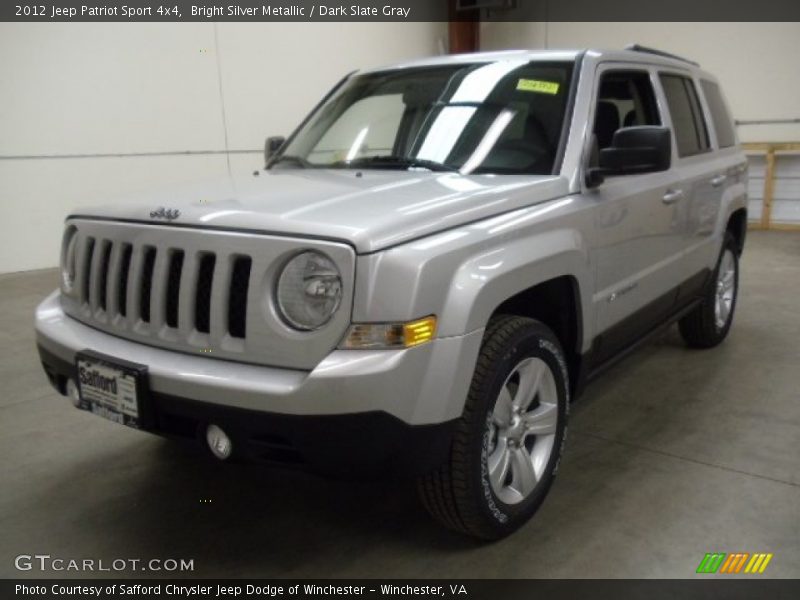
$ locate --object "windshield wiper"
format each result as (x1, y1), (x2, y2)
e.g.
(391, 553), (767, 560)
(268, 154), (313, 169)
(335, 155), (458, 172)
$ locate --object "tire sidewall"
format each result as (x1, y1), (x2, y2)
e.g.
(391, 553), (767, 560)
(470, 322), (569, 535)
(711, 234), (740, 339)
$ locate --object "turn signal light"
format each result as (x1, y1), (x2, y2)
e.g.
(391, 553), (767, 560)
(402, 316), (437, 347)
(340, 316), (437, 349)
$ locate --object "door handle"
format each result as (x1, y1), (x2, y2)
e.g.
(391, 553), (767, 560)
(710, 174), (727, 188)
(662, 189), (684, 205)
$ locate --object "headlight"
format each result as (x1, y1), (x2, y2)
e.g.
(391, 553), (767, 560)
(276, 251), (343, 330)
(60, 225), (78, 292)
(340, 316), (437, 349)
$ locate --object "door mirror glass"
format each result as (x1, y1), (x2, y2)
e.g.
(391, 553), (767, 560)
(587, 126), (671, 186)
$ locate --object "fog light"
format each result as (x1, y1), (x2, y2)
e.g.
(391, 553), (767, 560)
(206, 424), (232, 460)
(66, 379), (81, 408)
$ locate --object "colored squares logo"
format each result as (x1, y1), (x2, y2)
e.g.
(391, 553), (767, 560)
(697, 553), (726, 573)
(697, 552), (773, 574)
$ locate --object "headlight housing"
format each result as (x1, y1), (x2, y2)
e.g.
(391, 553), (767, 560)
(276, 250), (343, 330)
(60, 225), (78, 292)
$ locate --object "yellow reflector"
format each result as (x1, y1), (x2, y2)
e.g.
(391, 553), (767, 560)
(403, 316), (437, 348)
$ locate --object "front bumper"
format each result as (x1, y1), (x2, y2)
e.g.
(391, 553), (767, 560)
(35, 291), (484, 474)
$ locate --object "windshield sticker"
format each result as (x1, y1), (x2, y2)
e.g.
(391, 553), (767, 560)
(516, 79), (560, 94)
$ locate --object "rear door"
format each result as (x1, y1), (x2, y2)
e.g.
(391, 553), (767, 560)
(656, 72), (723, 291)
(688, 77), (747, 272)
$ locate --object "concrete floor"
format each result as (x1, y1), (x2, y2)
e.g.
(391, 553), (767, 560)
(0, 231), (798, 579)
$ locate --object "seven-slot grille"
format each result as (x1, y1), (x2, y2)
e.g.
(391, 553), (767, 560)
(74, 236), (253, 340)
(60, 219), (355, 371)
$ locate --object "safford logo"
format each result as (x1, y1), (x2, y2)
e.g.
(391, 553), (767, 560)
(149, 207), (181, 221)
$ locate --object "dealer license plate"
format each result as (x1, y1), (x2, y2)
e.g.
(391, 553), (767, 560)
(75, 351), (146, 429)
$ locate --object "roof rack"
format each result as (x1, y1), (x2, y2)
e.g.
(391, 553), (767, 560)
(624, 44), (699, 67)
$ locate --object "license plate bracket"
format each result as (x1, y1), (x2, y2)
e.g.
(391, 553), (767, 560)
(75, 350), (150, 429)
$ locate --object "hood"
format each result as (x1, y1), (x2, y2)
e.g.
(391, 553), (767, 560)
(71, 169), (570, 253)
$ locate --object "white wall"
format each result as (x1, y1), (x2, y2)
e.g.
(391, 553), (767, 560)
(481, 22), (800, 142)
(0, 22), (446, 273)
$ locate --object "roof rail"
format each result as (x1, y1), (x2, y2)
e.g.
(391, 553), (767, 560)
(624, 44), (699, 67)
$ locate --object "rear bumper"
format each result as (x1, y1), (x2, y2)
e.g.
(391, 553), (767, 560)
(35, 291), (484, 474)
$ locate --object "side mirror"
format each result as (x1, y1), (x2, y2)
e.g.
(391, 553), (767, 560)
(264, 136), (285, 167)
(587, 126), (671, 187)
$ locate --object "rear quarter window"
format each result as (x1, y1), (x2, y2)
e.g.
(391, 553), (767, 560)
(700, 80), (737, 148)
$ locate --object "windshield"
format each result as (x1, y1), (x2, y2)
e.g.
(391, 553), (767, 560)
(276, 60), (574, 175)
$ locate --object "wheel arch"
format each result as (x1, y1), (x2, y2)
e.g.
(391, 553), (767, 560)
(726, 208), (747, 256)
(489, 275), (583, 396)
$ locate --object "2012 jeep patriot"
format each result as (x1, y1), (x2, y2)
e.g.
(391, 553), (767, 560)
(36, 46), (748, 539)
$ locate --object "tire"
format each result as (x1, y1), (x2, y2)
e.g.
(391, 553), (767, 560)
(417, 315), (569, 540)
(679, 232), (739, 349)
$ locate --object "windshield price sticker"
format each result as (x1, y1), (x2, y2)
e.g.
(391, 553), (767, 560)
(516, 79), (560, 94)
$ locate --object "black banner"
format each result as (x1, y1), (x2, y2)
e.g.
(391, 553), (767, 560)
(4, 579), (800, 600)
(3, 0), (800, 22)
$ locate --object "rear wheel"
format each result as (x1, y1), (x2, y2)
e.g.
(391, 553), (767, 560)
(417, 315), (569, 540)
(679, 232), (739, 348)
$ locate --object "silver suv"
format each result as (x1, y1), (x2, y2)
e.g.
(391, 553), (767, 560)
(36, 46), (748, 539)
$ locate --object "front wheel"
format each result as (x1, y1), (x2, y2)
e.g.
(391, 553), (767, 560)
(417, 316), (569, 540)
(679, 232), (739, 348)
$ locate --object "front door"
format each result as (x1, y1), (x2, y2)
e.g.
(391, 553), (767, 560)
(589, 64), (689, 363)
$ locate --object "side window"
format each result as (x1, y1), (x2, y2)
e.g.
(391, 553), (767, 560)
(700, 80), (736, 148)
(659, 74), (711, 157)
(593, 70), (660, 152)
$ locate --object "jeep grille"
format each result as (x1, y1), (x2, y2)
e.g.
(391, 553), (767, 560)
(59, 219), (355, 370)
